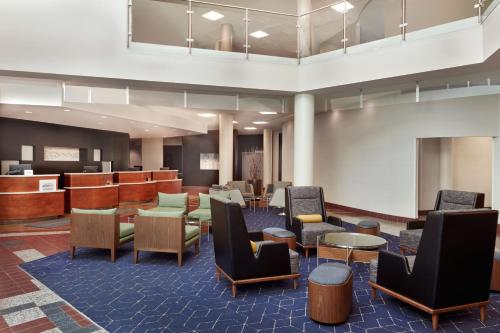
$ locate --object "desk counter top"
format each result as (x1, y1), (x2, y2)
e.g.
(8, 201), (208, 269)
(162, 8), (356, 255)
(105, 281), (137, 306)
(0, 189), (65, 195)
(0, 174), (60, 178)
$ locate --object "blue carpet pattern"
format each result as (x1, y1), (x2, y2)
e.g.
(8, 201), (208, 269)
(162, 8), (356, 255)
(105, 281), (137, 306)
(22, 208), (500, 333)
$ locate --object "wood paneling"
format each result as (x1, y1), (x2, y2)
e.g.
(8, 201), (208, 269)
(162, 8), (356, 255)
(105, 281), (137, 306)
(114, 171), (151, 183)
(64, 173), (113, 187)
(308, 273), (352, 324)
(65, 186), (119, 212)
(325, 202), (412, 223)
(0, 191), (64, 220)
(0, 175), (59, 192)
(119, 182), (157, 202)
(152, 170), (178, 180)
(156, 179), (182, 194)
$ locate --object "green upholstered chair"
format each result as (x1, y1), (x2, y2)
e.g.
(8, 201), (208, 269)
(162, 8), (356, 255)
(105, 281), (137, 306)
(134, 209), (200, 266)
(69, 208), (134, 262)
(149, 192), (188, 215)
(187, 193), (212, 221)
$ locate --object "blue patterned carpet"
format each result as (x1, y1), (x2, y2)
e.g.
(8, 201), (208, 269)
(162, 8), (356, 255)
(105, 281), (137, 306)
(22, 208), (500, 333)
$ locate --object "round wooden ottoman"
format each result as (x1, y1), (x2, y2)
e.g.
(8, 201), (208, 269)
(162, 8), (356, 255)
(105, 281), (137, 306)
(491, 251), (500, 291)
(308, 262), (353, 324)
(356, 220), (380, 236)
(262, 227), (296, 250)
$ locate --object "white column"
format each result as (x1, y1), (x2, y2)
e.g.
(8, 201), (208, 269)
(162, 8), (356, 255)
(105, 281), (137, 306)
(263, 129), (273, 188)
(141, 138), (163, 171)
(217, 23), (233, 51)
(219, 113), (234, 185)
(439, 138), (454, 190)
(293, 93), (315, 186)
(272, 131), (280, 182)
(297, 0), (318, 56)
(282, 120), (294, 182)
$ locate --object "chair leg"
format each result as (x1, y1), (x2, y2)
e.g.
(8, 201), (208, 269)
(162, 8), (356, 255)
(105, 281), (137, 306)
(480, 305), (486, 322)
(111, 248), (116, 262)
(215, 266), (221, 281)
(293, 279), (298, 289)
(399, 247), (405, 255)
(431, 313), (439, 331)
(69, 246), (75, 259)
(304, 248), (309, 258)
(133, 250), (139, 264)
(195, 240), (200, 255)
(231, 283), (237, 297)
(177, 253), (183, 267)
(370, 286), (377, 300)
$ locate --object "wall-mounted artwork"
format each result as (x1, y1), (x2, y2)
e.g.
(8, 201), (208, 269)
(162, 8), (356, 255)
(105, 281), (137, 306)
(200, 153), (219, 170)
(242, 150), (263, 180)
(44, 146), (79, 162)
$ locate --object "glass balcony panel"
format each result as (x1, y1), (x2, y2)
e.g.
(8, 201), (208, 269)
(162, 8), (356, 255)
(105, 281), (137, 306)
(247, 11), (297, 58)
(347, 0), (402, 48)
(483, 0), (499, 20)
(406, 0), (476, 33)
(308, 6), (344, 56)
(192, 3), (245, 53)
(132, 0), (187, 47)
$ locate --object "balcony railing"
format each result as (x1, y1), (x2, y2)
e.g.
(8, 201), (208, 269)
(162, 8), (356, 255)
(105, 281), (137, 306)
(129, 0), (487, 63)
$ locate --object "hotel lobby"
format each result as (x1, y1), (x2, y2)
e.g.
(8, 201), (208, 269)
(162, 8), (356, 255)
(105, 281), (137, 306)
(1, 0), (500, 332)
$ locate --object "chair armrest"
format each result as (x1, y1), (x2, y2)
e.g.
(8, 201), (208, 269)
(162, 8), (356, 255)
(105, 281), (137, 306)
(327, 215), (343, 228)
(289, 217), (303, 243)
(406, 219), (425, 230)
(376, 250), (412, 290)
(248, 231), (264, 241)
(255, 242), (292, 275)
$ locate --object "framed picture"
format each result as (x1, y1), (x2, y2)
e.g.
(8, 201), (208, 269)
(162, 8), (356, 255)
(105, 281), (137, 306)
(200, 153), (219, 170)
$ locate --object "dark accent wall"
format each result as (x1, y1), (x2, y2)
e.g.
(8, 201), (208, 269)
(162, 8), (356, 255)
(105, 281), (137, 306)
(129, 139), (142, 168)
(163, 145), (183, 172)
(181, 131), (219, 186)
(0, 117), (130, 179)
(236, 134), (263, 180)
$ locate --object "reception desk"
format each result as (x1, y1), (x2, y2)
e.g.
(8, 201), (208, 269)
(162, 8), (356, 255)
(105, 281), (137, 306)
(118, 181), (157, 203)
(113, 171), (151, 184)
(64, 173), (118, 212)
(152, 170), (178, 180)
(0, 175), (64, 220)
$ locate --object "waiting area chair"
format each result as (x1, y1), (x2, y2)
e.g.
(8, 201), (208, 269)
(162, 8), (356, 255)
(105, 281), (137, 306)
(210, 197), (300, 297)
(69, 208), (134, 262)
(227, 180), (255, 201)
(400, 190), (484, 253)
(370, 209), (498, 330)
(187, 193), (211, 222)
(285, 186), (344, 257)
(134, 209), (200, 266)
(149, 192), (188, 215)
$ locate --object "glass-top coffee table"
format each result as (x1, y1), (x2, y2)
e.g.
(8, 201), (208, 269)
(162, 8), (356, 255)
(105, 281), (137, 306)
(317, 232), (388, 265)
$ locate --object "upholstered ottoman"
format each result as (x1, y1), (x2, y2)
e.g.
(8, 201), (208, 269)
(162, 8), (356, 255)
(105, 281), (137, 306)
(308, 263), (352, 324)
(263, 227), (296, 250)
(492, 251), (500, 291)
(356, 220), (380, 236)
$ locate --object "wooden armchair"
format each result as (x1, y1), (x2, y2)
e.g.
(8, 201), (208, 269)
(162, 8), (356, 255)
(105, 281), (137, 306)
(134, 214), (200, 266)
(69, 211), (134, 262)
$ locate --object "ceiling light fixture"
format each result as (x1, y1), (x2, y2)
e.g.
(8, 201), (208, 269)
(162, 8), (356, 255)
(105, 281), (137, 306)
(233, 120), (238, 124)
(252, 121), (268, 125)
(198, 113), (217, 118)
(250, 30), (269, 39)
(63, 109), (71, 112)
(100, 115), (107, 119)
(202, 10), (224, 21)
(244, 126), (257, 130)
(331, 1), (354, 13)
(259, 111), (277, 115)
(145, 129), (150, 132)
(24, 111), (32, 114)
(154, 125), (159, 128)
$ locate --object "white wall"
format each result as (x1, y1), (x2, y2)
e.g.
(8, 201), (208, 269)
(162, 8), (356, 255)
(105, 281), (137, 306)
(313, 95), (500, 218)
(418, 138), (442, 210)
(141, 138), (163, 171)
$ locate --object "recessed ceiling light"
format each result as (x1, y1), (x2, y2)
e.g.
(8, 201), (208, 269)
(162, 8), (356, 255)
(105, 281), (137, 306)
(331, 1), (354, 13)
(244, 126), (257, 130)
(145, 129), (150, 132)
(198, 113), (217, 118)
(259, 111), (277, 115)
(154, 125), (159, 128)
(100, 115), (107, 119)
(63, 109), (71, 112)
(24, 111), (33, 114)
(250, 30), (269, 39)
(233, 120), (238, 124)
(202, 11), (224, 21)
(252, 121), (268, 124)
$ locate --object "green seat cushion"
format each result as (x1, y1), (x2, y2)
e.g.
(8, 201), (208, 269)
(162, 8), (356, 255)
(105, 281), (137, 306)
(71, 208), (117, 215)
(185, 225), (200, 241)
(149, 206), (186, 214)
(138, 208), (183, 218)
(119, 223), (135, 238)
(158, 192), (187, 209)
(187, 208), (211, 220)
(199, 193), (211, 209)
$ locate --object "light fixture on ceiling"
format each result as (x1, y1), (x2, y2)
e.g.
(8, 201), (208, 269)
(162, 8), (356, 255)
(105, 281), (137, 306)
(331, 1), (354, 13)
(198, 113), (217, 118)
(259, 111), (277, 115)
(202, 10), (224, 21)
(24, 111), (33, 114)
(252, 121), (268, 124)
(244, 126), (257, 130)
(154, 125), (159, 128)
(63, 109), (71, 112)
(250, 30), (269, 39)
(145, 129), (150, 132)
(100, 115), (107, 119)
(233, 120), (238, 124)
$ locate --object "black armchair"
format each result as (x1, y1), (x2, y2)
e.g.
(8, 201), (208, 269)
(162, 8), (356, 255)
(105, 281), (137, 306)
(285, 186), (345, 257)
(371, 209), (498, 330)
(210, 198), (300, 297)
(400, 190), (485, 253)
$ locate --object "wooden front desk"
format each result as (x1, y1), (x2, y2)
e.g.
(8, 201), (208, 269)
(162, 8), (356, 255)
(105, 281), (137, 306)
(113, 171), (152, 184)
(156, 179), (182, 194)
(64, 185), (119, 212)
(64, 173), (113, 187)
(0, 190), (65, 220)
(118, 181), (157, 203)
(152, 170), (178, 181)
(0, 174), (59, 192)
